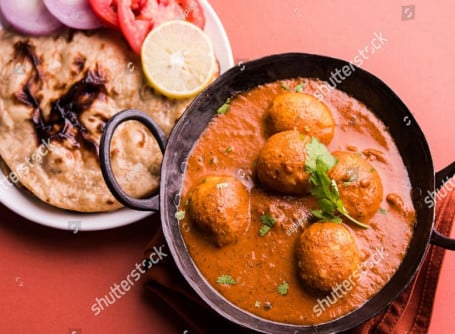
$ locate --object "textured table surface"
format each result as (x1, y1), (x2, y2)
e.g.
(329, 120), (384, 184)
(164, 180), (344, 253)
(0, 1), (454, 333)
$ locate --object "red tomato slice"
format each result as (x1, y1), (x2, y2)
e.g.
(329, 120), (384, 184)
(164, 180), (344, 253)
(89, 0), (120, 28)
(117, 0), (205, 54)
(175, 0), (205, 29)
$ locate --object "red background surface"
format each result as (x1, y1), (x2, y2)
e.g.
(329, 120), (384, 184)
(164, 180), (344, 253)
(1, 1), (454, 333)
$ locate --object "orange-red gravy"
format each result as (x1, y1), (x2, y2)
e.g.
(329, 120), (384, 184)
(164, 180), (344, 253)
(179, 78), (415, 325)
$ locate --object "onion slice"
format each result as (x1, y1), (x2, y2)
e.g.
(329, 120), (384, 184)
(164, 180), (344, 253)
(0, 0), (63, 36)
(43, 0), (103, 30)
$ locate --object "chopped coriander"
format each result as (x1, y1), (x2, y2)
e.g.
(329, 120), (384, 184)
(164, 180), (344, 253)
(217, 98), (231, 114)
(259, 213), (276, 236)
(277, 282), (289, 295)
(175, 210), (186, 221)
(370, 168), (376, 173)
(225, 146), (233, 153)
(305, 138), (369, 229)
(254, 301), (261, 308)
(216, 182), (229, 189)
(201, 177), (208, 183)
(305, 137), (337, 172)
(294, 83), (305, 92)
(379, 208), (387, 215)
(281, 83), (290, 91)
(216, 274), (236, 285)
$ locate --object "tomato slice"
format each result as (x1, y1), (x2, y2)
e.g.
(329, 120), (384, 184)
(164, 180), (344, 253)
(89, 0), (120, 28)
(117, 0), (206, 54)
(175, 0), (205, 29)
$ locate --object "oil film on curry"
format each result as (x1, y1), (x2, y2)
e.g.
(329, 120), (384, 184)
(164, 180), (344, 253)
(177, 77), (416, 325)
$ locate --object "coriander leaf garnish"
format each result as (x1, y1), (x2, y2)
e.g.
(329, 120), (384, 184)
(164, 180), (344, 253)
(294, 83), (305, 92)
(277, 282), (289, 295)
(281, 83), (290, 91)
(217, 98), (231, 114)
(225, 146), (233, 153)
(216, 274), (236, 285)
(175, 210), (185, 221)
(305, 138), (369, 229)
(305, 137), (337, 172)
(216, 182), (229, 189)
(378, 208), (387, 215)
(259, 213), (276, 236)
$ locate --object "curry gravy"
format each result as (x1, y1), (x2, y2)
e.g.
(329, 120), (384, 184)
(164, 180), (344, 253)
(179, 78), (415, 325)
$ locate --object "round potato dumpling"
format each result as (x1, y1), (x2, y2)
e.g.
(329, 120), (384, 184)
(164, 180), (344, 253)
(296, 222), (360, 292)
(329, 151), (383, 221)
(268, 92), (335, 144)
(256, 130), (310, 195)
(189, 176), (250, 247)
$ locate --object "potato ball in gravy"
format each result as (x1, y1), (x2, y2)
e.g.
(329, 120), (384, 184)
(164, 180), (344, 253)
(189, 176), (250, 247)
(268, 92), (335, 144)
(256, 130), (311, 195)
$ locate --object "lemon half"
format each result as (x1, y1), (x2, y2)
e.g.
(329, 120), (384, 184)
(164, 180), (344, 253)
(141, 20), (217, 99)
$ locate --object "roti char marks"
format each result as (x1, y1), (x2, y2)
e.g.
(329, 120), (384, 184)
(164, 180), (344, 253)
(30, 69), (107, 155)
(14, 40), (107, 156)
(180, 78), (415, 325)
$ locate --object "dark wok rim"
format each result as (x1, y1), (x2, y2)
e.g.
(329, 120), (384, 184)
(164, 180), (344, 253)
(100, 53), (455, 334)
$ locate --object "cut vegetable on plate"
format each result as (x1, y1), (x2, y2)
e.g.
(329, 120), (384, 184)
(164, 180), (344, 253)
(0, 0), (63, 35)
(89, 0), (120, 28)
(43, 0), (103, 30)
(174, 0), (205, 28)
(141, 20), (218, 99)
(117, 0), (206, 54)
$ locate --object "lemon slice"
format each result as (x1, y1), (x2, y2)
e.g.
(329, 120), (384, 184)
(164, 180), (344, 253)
(141, 20), (217, 99)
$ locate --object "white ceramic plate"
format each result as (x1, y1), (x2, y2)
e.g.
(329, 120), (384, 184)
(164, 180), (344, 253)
(0, 0), (234, 231)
